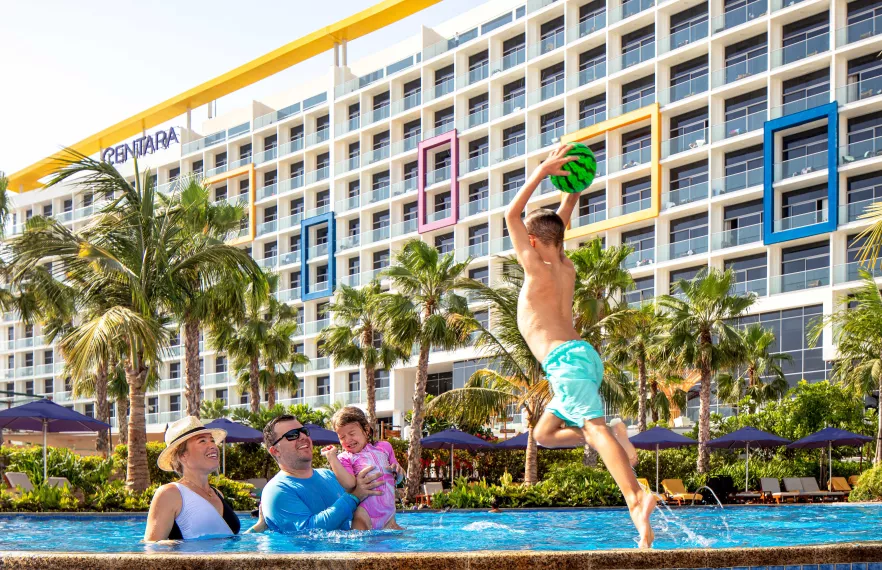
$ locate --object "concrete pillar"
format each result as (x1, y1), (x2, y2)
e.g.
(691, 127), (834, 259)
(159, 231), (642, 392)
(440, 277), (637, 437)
(333, 42), (339, 67)
(342, 40), (348, 66)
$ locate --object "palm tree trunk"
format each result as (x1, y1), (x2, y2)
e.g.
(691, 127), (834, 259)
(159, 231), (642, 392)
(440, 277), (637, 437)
(267, 370), (277, 409)
(94, 360), (110, 457)
(124, 359), (150, 492)
(875, 376), (882, 465)
(249, 356), (260, 414)
(697, 366), (712, 473)
(637, 355), (648, 432)
(650, 381), (659, 424)
(404, 343), (431, 503)
(364, 328), (377, 430)
(183, 319), (202, 417)
(525, 418), (539, 485)
(117, 395), (129, 445)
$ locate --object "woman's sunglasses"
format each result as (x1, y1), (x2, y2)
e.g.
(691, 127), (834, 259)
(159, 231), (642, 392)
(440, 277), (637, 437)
(271, 426), (310, 447)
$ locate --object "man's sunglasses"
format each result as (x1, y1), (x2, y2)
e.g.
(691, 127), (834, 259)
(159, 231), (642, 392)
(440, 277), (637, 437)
(271, 427), (310, 447)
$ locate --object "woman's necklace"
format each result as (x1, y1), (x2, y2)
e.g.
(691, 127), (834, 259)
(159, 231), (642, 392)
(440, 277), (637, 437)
(181, 479), (216, 504)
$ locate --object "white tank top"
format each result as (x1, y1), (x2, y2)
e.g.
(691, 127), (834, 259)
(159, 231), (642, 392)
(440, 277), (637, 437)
(172, 482), (235, 539)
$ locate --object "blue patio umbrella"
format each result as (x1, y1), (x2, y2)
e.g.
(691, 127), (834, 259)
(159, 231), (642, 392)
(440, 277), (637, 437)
(495, 431), (578, 450)
(204, 418), (263, 475)
(629, 427), (697, 493)
(0, 399), (111, 482)
(787, 427), (873, 484)
(421, 429), (494, 484)
(708, 427), (791, 492)
(303, 423), (340, 446)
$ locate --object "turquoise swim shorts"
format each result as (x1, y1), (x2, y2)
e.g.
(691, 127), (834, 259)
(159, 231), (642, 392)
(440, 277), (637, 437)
(543, 340), (605, 428)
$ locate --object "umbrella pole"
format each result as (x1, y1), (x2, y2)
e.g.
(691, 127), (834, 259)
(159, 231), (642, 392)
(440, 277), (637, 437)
(223, 443), (226, 475)
(43, 419), (48, 484)
(655, 445), (660, 494)
(828, 441), (832, 489)
(450, 445), (454, 486)
(745, 443), (749, 492)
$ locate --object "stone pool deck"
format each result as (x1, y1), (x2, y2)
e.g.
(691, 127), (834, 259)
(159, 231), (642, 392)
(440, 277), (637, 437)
(2, 542), (882, 570)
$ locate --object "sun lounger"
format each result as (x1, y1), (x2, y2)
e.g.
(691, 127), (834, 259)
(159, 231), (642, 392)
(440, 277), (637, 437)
(733, 490), (763, 503)
(760, 478), (800, 504)
(783, 477), (828, 501)
(848, 475), (860, 487)
(415, 482), (445, 506)
(661, 479), (703, 505)
(47, 477), (71, 489)
(636, 478), (665, 503)
(829, 477), (852, 493)
(4, 472), (34, 493)
(800, 477), (846, 502)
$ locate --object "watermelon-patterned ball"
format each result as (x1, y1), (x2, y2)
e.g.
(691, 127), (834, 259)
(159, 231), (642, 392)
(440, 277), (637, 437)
(550, 143), (597, 194)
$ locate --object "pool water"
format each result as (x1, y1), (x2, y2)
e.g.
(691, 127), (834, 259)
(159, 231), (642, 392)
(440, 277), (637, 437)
(1, 504), (880, 554)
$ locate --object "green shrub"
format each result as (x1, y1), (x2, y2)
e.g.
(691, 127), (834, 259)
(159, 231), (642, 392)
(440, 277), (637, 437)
(3, 484), (81, 512)
(849, 464), (882, 502)
(209, 475), (257, 511)
(87, 480), (157, 512)
(3, 447), (114, 493)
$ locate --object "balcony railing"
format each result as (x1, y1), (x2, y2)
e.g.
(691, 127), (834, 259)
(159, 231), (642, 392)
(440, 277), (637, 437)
(528, 79), (566, 106)
(608, 146), (651, 173)
(568, 61), (606, 91)
(335, 116), (361, 137)
(837, 16), (882, 46)
(711, 166), (764, 196)
(770, 267), (829, 294)
(302, 319), (330, 335)
(490, 94), (526, 121)
(258, 220), (278, 236)
(458, 108), (489, 132)
(712, 53), (767, 88)
(159, 378), (182, 392)
(427, 208), (451, 223)
(426, 165), (451, 186)
(770, 92), (829, 119)
(280, 138), (304, 156)
(305, 204), (330, 218)
(529, 30), (566, 59)
(774, 208), (828, 232)
(391, 219), (419, 237)
(428, 78), (455, 101)
(390, 92), (422, 115)
(711, 223), (763, 249)
(256, 146), (278, 164)
(566, 13), (607, 42)
(836, 76), (882, 105)
(609, 0), (655, 24)
(338, 234), (360, 251)
(258, 183), (278, 200)
(608, 196), (652, 219)
(609, 93), (655, 118)
(527, 126), (566, 153)
(833, 259), (882, 284)
(336, 196), (360, 213)
(624, 247), (655, 269)
(276, 287), (300, 302)
(773, 151), (827, 181)
(662, 129), (708, 158)
(489, 236), (514, 255)
(839, 136), (882, 165)
(363, 185), (390, 206)
(658, 75), (709, 106)
(457, 64), (489, 89)
(257, 256), (278, 269)
(365, 226), (391, 244)
(713, 110), (767, 142)
(365, 145), (391, 165)
(491, 46), (526, 74)
(771, 33), (829, 68)
(711, 0), (767, 34)
(335, 156), (360, 175)
(490, 140), (527, 164)
(279, 176), (304, 194)
(609, 43), (655, 74)
(462, 153), (489, 173)
(662, 182), (709, 209)
(254, 104), (300, 130)
(204, 372), (229, 386)
(464, 198), (489, 217)
(730, 277), (768, 297)
(279, 213), (304, 230)
(658, 236), (709, 261)
(391, 178), (418, 198)
(839, 198), (880, 224)
(572, 209), (607, 229)
(658, 21), (709, 54)
(305, 166), (330, 186)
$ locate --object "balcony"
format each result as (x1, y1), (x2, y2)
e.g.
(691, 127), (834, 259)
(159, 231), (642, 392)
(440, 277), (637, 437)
(568, 61), (606, 92)
(491, 46), (527, 74)
(181, 129), (227, 155)
(423, 122), (454, 141)
(770, 92), (829, 119)
(608, 146), (651, 174)
(566, 13), (607, 42)
(338, 233), (360, 251)
(313, 357), (331, 371)
(391, 178), (418, 198)
(528, 78), (566, 106)
(159, 378), (182, 392)
(305, 128), (330, 148)
(307, 243), (329, 258)
(711, 167), (764, 196)
(364, 226), (391, 244)
(464, 198), (488, 217)
(426, 165), (451, 186)
(279, 176), (304, 194)
(391, 219), (418, 237)
(335, 196), (360, 212)
(711, 0), (767, 34)
(608, 196), (652, 218)
(258, 183), (278, 200)
(771, 34), (829, 68)
(54, 391), (71, 403)
(609, 93), (655, 118)
(839, 136), (882, 165)
(658, 22), (709, 54)
(306, 204), (331, 219)
(774, 208), (828, 232)
(833, 259), (882, 284)
(159, 411), (183, 424)
(490, 94), (526, 121)
(528, 30), (566, 59)
(254, 104), (300, 130)
(658, 236), (709, 261)
(280, 138), (304, 156)
(836, 17), (882, 47)
(278, 394), (331, 408)
(204, 372), (229, 386)
(369, 105), (391, 124)
(390, 92), (422, 115)
(166, 345), (183, 358)
(303, 319), (330, 335)
(206, 163), (227, 178)
(711, 223), (763, 249)
(836, 76), (882, 105)
(457, 64), (489, 89)
(304, 166), (330, 186)
(391, 135), (421, 156)
(490, 140), (527, 164)
(624, 247), (655, 269)
(258, 220), (278, 236)
(34, 363), (54, 376)
(770, 267), (829, 294)
(279, 212), (304, 230)
(427, 208), (451, 223)
(609, 43), (656, 74)
(276, 287), (300, 302)
(335, 116), (361, 137)
(256, 146), (278, 165)
(712, 54), (767, 88)
(455, 241), (489, 261)
(658, 75), (709, 106)
(257, 256), (278, 269)
(662, 182), (709, 209)
(335, 156), (360, 175)
(572, 209), (607, 229)
(458, 108), (489, 131)
(713, 110), (767, 141)
(609, 0), (655, 25)
(527, 126), (566, 153)
(365, 145), (391, 165)
(489, 236), (513, 254)
(428, 78), (455, 101)
(662, 129), (708, 159)
(773, 151), (827, 182)
(462, 153), (489, 174)
(839, 198), (880, 224)
(731, 277), (768, 297)
(537, 178), (557, 195)
(363, 185), (390, 206)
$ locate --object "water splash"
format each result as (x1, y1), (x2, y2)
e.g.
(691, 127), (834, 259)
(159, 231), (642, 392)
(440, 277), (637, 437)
(693, 486), (732, 542)
(462, 521), (526, 534)
(653, 499), (715, 548)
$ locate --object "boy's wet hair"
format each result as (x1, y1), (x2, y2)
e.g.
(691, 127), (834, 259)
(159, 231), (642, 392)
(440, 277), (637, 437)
(330, 406), (375, 443)
(525, 208), (565, 247)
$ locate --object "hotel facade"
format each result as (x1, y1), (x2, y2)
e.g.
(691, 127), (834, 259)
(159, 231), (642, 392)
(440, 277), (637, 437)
(4, 0), (881, 436)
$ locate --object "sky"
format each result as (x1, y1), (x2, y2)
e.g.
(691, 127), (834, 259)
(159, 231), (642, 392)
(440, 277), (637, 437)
(0, 0), (481, 176)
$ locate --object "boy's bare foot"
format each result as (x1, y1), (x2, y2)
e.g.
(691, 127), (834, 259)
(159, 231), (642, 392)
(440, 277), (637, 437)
(630, 490), (656, 548)
(609, 419), (639, 467)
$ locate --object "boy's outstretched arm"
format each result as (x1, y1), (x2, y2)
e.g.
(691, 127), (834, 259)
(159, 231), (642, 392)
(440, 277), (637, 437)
(504, 144), (578, 264)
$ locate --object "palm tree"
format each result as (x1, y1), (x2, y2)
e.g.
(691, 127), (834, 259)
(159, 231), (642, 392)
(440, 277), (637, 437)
(9, 151), (260, 491)
(200, 398), (231, 420)
(657, 268), (754, 472)
(808, 270), (882, 465)
(0, 173), (12, 236)
(603, 303), (667, 431)
(319, 282), (409, 428)
(426, 258), (550, 484)
(716, 324), (791, 413)
(260, 310), (309, 408)
(161, 175), (258, 417)
(379, 239), (473, 503)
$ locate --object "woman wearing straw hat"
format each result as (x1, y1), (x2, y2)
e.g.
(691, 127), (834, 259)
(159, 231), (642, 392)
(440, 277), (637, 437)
(144, 416), (241, 541)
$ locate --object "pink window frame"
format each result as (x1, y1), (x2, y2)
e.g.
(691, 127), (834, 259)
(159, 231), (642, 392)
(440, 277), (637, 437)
(417, 129), (459, 233)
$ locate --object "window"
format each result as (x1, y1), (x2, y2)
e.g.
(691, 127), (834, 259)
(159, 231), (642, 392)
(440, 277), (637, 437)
(578, 190), (606, 223)
(671, 161), (708, 194)
(783, 70), (829, 110)
(169, 167), (181, 181)
(670, 4), (708, 40)
(264, 241), (278, 259)
(240, 392), (250, 406)
(782, 125), (827, 167)
(317, 376), (329, 396)
(192, 160), (203, 175)
(291, 271), (301, 290)
(846, 53), (882, 101)
(669, 213), (709, 253)
(622, 75), (654, 108)
(623, 226), (655, 264)
(724, 34), (767, 71)
(468, 137), (489, 166)
(469, 180), (489, 210)
(375, 369), (390, 390)
(290, 197), (304, 216)
(290, 234), (301, 254)
(264, 206), (278, 223)
(540, 62), (564, 88)
(782, 242), (829, 277)
(348, 218), (361, 237)
(290, 161), (305, 179)
(469, 50), (489, 82)
(502, 123), (526, 156)
(782, 13), (829, 49)
(846, 172), (882, 217)
(404, 119), (421, 142)
(723, 144), (764, 189)
(215, 186), (228, 202)
(215, 389), (227, 404)
(25, 352), (33, 367)
(348, 257), (361, 278)
(426, 371), (453, 397)
(373, 91), (390, 113)
(147, 397), (158, 414)
(216, 356), (227, 373)
(781, 184), (828, 226)
(434, 191), (451, 215)
(579, 46), (605, 79)
(404, 78), (421, 99)
(725, 89), (766, 131)
(622, 126), (651, 166)
(540, 109), (565, 142)
(669, 108), (709, 147)
(669, 266), (705, 294)
(403, 201), (418, 222)
(44, 350), (53, 365)
(373, 250), (390, 270)
(372, 171), (391, 192)
(63, 199), (73, 213)
(435, 64), (454, 89)
(348, 142), (360, 161)
(316, 190), (330, 208)
(847, 111), (882, 149)
(348, 372), (360, 393)
(348, 180), (360, 199)
(84, 403), (94, 418)
(264, 135), (277, 152)
(503, 168), (526, 196)
(316, 265), (329, 287)
(435, 233), (454, 254)
(670, 56), (709, 89)
(468, 224), (489, 247)
(725, 253), (767, 294)
(724, 199), (763, 233)
(502, 33), (526, 60)
(170, 395), (181, 413)
(170, 362), (180, 379)
(316, 114), (330, 133)
(316, 152), (330, 171)
(290, 125), (304, 143)
(42, 204), (53, 217)
(434, 106), (454, 131)
(622, 177), (651, 210)
(503, 78), (526, 104)
(621, 25), (654, 64)
(373, 210), (390, 230)
(626, 276), (654, 305)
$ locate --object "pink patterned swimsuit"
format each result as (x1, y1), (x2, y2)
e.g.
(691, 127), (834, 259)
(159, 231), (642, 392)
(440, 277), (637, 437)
(337, 441), (399, 529)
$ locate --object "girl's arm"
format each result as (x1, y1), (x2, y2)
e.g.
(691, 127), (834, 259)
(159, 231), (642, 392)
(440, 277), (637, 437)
(321, 445), (357, 491)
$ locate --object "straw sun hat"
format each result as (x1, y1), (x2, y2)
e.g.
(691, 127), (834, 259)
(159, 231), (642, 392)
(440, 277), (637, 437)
(157, 416), (227, 472)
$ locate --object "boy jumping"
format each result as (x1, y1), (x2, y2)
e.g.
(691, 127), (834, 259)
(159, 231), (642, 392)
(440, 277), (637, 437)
(505, 144), (655, 548)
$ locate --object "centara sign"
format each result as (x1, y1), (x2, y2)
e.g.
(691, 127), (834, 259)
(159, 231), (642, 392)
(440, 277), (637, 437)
(101, 127), (179, 165)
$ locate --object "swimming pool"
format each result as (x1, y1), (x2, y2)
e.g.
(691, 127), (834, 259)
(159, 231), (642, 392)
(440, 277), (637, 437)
(0, 504), (880, 554)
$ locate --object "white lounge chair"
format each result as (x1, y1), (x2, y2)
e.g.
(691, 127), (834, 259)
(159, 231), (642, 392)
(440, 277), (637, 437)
(4, 472), (35, 493)
(760, 478), (800, 503)
(47, 477), (71, 489)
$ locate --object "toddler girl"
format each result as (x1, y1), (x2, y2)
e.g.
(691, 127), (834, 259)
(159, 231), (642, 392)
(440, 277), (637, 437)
(322, 406), (405, 530)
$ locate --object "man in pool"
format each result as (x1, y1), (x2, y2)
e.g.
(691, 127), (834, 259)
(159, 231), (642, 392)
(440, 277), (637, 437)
(253, 415), (384, 532)
(504, 144), (655, 548)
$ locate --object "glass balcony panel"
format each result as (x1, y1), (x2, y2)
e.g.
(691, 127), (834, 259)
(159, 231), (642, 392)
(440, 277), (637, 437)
(338, 234), (361, 251)
(837, 15), (882, 46)
(771, 33), (829, 68)
(836, 76), (882, 105)
(568, 62), (607, 91)
(711, 0), (767, 33)
(712, 54), (767, 88)
(609, 43), (655, 74)
(833, 258), (882, 284)
(609, 93), (655, 118)
(771, 267), (829, 294)
(658, 21), (709, 54)
(491, 94), (527, 120)
(566, 13), (607, 42)
(392, 219), (419, 237)
(774, 208), (828, 231)
(773, 151), (827, 181)
(662, 129), (708, 158)
(609, 196), (652, 218)
(609, 0), (655, 24)
(365, 226), (391, 244)
(257, 146), (278, 164)
(335, 196), (360, 212)
(529, 30), (566, 58)
(662, 182), (709, 209)
(711, 167), (764, 196)
(712, 110), (766, 142)
(280, 139), (304, 156)
(839, 136), (882, 165)
(465, 198), (489, 217)
(730, 277), (767, 297)
(462, 153), (489, 173)
(572, 209), (608, 228)
(770, 91), (829, 119)
(608, 146), (651, 173)
(624, 247), (655, 269)
(370, 105), (391, 124)
(839, 198), (880, 224)
(426, 166), (451, 186)
(659, 236), (709, 261)
(258, 183), (278, 200)
(428, 208), (451, 223)
(658, 75), (709, 105)
(712, 223), (763, 249)
(279, 213), (304, 229)
(489, 236), (514, 254)
(258, 220), (278, 236)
